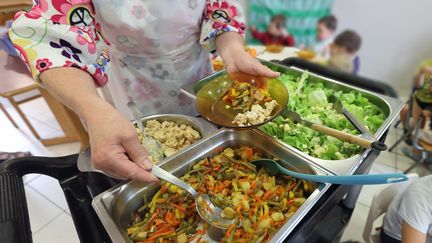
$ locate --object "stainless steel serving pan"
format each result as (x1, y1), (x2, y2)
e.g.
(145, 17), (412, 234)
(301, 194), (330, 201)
(92, 129), (332, 243)
(135, 114), (218, 137)
(77, 114), (218, 173)
(181, 60), (404, 176)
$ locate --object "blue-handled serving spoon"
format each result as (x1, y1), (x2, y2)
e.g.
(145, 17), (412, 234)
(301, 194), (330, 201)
(251, 159), (408, 185)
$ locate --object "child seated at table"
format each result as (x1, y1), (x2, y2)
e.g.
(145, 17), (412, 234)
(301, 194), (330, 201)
(313, 15), (338, 59)
(251, 15), (295, 47)
(328, 30), (362, 74)
(399, 61), (432, 149)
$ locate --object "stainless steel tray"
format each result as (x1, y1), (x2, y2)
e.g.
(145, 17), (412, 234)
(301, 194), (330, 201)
(92, 129), (332, 243)
(77, 114), (218, 173)
(181, 60), (404, 176)
(135, 114), (218, 139)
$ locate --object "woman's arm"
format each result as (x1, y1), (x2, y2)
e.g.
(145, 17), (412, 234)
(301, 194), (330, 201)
(216, 32), (279, 77)
(201, 0), (279, 78)
(402, 220), (427, 243)
(40, 67), (157, 182)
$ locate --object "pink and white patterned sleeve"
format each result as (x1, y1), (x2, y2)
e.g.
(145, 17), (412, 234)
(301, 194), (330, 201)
(200, 0), (246, 54)
(8, 0), (109, 86)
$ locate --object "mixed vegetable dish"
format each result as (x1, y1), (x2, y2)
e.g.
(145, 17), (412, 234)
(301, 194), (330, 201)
(127, 147), (312, 242)
(223, 81), (273, 113)
(261, 71), (385, 160)
(222, 79), (279, 127)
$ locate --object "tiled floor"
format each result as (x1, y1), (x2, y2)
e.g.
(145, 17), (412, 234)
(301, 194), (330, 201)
(340, 123), (432, 242)
(0, 97), (80, 243)
(0, 93), (429, 243)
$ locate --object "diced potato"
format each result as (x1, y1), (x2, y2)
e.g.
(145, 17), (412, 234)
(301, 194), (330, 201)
(223, 148), (234, 158)
(177, 233), (188, 243)
(263, 182), (273, 191)
(242, 218), (254, 234)
(294, 198), (306, 205)
(242, 198), (250, 211)
(289, 191), (295, 199)
(134, 231), (147, 241)
(271, 212), (285, 222)
(258, 218), (272, 229)
(255, 190), (264, 198)
(232, 192), (243, 208)
(240, 181), (251, 193)
(221, 207), (236, 219)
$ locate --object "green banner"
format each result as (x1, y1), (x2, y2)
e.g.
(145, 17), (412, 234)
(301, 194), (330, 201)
(247, 0), (334, 47)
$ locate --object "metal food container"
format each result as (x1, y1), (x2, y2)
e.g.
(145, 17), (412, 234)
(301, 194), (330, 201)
(181, 60), (404, 176)
(77, 114), (218, 173)
(135, 114), (218, 139)
(92, 129), (332, 243)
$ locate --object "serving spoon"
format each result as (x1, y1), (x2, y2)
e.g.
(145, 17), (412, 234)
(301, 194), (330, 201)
(151, 165), (234, 229)
(251, 159), (408, 185)
(127, 101), (164, 161)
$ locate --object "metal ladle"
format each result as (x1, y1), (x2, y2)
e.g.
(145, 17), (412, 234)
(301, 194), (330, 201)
(151, 165), (234, 229)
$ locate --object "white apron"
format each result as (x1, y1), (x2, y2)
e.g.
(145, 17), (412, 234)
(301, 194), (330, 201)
(92, 0), (213, 118)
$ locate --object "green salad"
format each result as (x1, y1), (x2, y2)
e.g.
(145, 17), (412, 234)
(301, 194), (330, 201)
(260, 72), (385, 160)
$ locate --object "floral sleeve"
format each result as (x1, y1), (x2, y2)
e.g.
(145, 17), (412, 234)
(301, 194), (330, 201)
(9, 0), (109, 86)
(200, 0), (246, 53)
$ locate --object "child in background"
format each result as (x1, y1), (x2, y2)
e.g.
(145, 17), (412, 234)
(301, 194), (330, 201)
(313, 15), (338, 59)
(251, 15), (295, 47)
(328, 30), (362, 74)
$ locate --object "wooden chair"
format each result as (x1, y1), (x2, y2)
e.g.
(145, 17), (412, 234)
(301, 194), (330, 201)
(0, 1), (32, 25)
(0, 51), (89, 151)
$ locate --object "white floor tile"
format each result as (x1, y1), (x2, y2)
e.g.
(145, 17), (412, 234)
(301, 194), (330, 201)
(45, 129), (66, 139)
(0, 128), (33, 152)
(23, 174), (42, 184)
(28, 117), (58, 139)
(357, 184), (389, 207)
(19, 97), (51, 117)
(340, 203), (370, 242)
(28, 175), (70, 212)
(370, 162), (397, 174)
(24, 185), (63, 233)
(33, 213), (80, 243)
(31, 112), (62, 131)
(396, 154), (415, 172)
(46, 142), (80, 157)
(375, 151), (397, 169)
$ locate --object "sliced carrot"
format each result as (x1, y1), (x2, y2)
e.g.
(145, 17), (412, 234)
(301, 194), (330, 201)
(287, 182), (296, 192)
(262, 190), (273, 200)
(225, 224), (236, 238)
(159, 185), (168, 194)
(170, 203), (186, 212)
(144, 213), (158, 229)
(212, 146), (223, 154)
(147, 229), (175, 241)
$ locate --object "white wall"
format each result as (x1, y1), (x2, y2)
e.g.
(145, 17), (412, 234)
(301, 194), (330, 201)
(333, 0), (432, 98)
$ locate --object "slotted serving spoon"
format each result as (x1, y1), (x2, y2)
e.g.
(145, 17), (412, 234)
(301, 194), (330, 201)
(251, 159), (408, 185)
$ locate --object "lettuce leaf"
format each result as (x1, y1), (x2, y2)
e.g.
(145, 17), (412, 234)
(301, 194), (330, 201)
(260, 72), (385, 160)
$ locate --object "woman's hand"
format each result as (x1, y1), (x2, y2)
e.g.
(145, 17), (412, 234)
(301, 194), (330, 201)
(40, 67), (157, 182)
(216, 32), (280, 78)
(85, 100), (158, 182)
